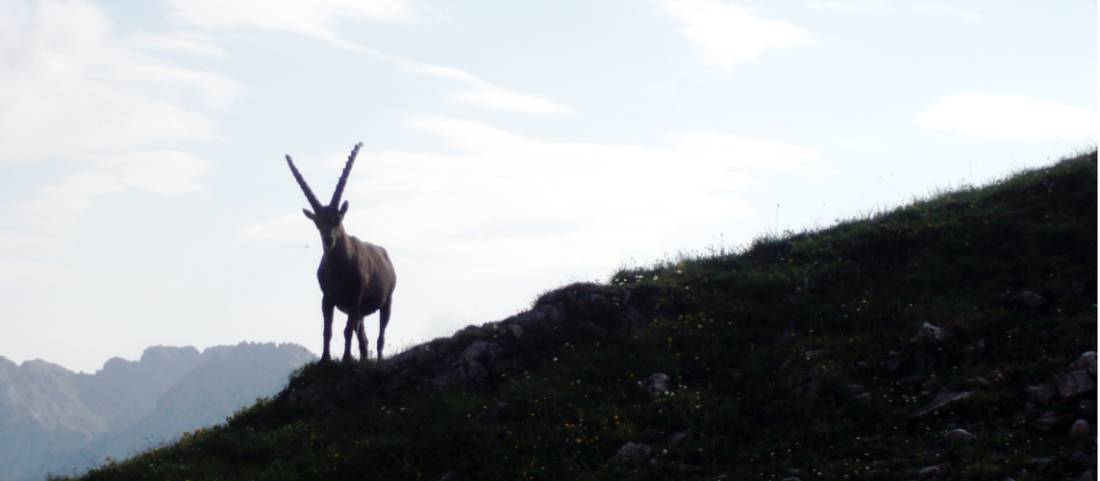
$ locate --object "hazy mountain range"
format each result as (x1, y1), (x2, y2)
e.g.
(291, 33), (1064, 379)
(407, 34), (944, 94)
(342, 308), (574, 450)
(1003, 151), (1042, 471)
(0, 342), (315, 481)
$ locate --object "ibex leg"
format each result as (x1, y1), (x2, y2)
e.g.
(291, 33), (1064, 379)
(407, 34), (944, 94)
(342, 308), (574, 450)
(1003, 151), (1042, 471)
(354, 315), (368, 360)
(321, 297), (335, 362)
(342, 311), (358, 363)
(377, 297), (392, 361)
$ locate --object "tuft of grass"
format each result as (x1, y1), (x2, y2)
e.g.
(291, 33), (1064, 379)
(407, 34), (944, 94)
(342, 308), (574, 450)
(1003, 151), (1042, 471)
(70, 151), (1096, 481)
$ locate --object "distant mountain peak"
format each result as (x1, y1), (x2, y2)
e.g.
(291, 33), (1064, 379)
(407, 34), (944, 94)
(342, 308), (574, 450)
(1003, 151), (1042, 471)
(0, 341), (314, 481)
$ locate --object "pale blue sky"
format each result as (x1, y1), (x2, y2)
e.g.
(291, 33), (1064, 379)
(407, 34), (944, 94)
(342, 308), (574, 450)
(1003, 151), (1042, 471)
(1, 0), (1095, 372)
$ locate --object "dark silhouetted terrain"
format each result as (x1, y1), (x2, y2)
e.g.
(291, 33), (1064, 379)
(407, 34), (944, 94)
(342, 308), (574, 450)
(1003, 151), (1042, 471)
(71, 151), (1095, 480)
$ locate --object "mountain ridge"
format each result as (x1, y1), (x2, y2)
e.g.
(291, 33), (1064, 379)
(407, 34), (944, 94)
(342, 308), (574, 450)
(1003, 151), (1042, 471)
(0, 342), (314, 481)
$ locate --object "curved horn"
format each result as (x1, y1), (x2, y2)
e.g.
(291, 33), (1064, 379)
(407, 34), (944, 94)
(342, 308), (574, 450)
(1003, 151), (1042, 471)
(330, 142), (362, 207)
(285, 154), (322, 211)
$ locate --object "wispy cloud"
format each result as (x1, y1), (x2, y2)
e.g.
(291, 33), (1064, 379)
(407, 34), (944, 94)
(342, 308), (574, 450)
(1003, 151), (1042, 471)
(0, 232), (70, 251)
(21, 151), (209, 231)
(21, 172), (124, 229)
(0, 258), (79, 286)
(918, 93), (1098, 141)
(243, 117), (818, 280)
(124, 32), (228, 59)
(0, 0), (238, 163)
(166, 0), (416, 44)
(166, 0), (572, 114)
(450, 87), (573, 114)
(660, 0), (814, 71)
(806, 1), (983, 22)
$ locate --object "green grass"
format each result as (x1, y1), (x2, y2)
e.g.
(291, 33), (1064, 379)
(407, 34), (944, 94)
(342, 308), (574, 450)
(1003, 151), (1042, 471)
(68, 151), (1096, 481)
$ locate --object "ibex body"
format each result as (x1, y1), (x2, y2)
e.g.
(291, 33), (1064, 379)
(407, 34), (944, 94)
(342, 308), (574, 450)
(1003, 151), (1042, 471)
(286, 143), (396, 362)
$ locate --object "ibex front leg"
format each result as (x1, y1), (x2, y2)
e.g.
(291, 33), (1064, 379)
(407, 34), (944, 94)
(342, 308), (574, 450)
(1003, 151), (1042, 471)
(321, 297), (335, 362)
(342, 304), (361, 363)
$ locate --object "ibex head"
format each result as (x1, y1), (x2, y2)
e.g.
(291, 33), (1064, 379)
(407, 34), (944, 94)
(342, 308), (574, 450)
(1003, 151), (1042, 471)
(285, 142), (362, 250)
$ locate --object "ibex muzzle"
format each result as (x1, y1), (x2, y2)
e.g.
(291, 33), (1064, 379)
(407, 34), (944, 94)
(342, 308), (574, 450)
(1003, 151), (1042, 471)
(285, 143), (397, 362)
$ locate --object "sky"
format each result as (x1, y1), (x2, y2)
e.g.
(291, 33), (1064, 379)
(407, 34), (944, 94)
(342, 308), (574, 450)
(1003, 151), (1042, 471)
(0, 0), (1095, 373)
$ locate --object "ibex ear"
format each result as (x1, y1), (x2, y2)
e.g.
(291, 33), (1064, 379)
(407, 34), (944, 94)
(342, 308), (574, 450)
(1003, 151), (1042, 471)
(302, 209), (316, 221)
(339, 200), (349, 216)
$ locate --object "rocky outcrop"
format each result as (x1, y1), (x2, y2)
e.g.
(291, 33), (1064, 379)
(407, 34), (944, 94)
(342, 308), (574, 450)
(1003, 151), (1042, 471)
(282, 283), (645, 412)
(1061, 352), (1098, 399)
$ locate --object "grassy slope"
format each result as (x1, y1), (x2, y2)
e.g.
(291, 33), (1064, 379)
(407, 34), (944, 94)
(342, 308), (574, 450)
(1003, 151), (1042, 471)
(72, 151), (1096, 481)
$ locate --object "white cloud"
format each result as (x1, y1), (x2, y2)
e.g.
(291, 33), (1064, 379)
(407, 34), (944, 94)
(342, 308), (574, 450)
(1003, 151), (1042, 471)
(806, 1), (983, 21)
(0, 258), (78, 286)
(165, 1), (572, 114)
(22, 172), (124, 223)
(661, 0), (814, 71)
(0, 0), (238, 163)
(21, 150), (210, 230)
(397, 58), (572, 114)
(124, 32), (228, 59)
(806, 1), (886, 13)
(0, 231), (70, 251)
(451, 88), (574, 114)
(167, 0), (415, 45)
(101, 150), (209, 195)
(918, 93), (1098, 141)
(243, 117), (817, 279)
(238, 213), (311, 244)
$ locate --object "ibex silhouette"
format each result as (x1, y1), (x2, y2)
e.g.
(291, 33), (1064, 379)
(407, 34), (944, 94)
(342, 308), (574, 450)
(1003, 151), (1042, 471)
(285, 143), (396, 362)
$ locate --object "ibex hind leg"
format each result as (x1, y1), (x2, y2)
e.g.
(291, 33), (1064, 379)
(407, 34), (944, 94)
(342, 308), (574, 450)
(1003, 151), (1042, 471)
(342, 313), (358, 363)
(377, 297), (392, 361)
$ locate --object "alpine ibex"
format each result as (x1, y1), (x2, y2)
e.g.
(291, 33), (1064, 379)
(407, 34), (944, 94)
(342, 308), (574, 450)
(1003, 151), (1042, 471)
(285, 142), (396, 362)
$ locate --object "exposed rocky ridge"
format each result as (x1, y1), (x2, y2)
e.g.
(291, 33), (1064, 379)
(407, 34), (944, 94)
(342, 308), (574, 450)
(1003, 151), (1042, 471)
(282, 283), (644, 412)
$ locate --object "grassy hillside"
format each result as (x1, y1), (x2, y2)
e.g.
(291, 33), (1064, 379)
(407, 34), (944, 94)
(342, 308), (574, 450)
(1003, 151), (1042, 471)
(69, 151), (1096, 481)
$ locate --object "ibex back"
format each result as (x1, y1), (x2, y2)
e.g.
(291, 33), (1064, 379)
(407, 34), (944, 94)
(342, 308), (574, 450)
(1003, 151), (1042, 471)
(285, 142), (397, 362)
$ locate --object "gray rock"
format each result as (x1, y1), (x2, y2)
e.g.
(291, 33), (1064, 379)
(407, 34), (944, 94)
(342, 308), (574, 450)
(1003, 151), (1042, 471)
(668, 429), (692, 445)
(615, 442), (652, 463)
(1034, 411), (1062, 432)
(641, 373), (671, 396)
(1026, 384), (1055, 404)
(456, 340), (501, 382)
(911, 322), (948, 346)
(1070, 418), (1091, 438)
(1060, 369), (1095, 398)
(786, 380), (824, 412)
(1011, 290), (1048, 310)
(945, 428), (977, 444)
(914, 390), (972, 417)
(843, 383), (871, 403)
(1029, 457), (1054, 473)
(917, 465), (942, 478)
(882, 350), (905, 372)
(803, 350), (826, 361)
(1071, 351), (1097, 376)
